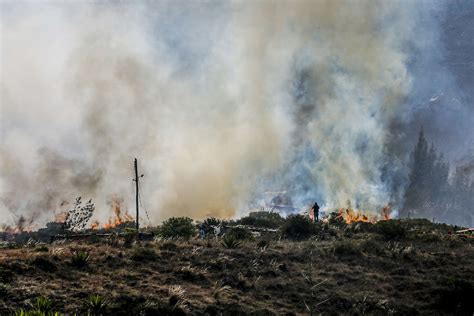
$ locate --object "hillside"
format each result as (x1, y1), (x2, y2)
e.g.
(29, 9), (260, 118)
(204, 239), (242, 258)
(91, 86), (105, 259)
(0, 218), (473, 315)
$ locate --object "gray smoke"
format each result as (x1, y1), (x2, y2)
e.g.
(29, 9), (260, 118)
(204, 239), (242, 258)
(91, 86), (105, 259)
(1, 1), (472, 227)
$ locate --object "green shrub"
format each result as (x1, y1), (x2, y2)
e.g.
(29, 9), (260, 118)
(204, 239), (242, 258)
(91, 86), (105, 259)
(236, 211), (284, 229)
(280, 215), (318, 240)
(87, 294), (108, 315)
(374, 220), (406, 241)
(158, 217), (196, 240)
(221, 234), (241, 248)
(71, 250), (90, 268)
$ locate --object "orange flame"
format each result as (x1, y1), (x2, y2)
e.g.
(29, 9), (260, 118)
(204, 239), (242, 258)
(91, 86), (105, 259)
(337, 204), (392, 224)
(90, 220), (99, 230)
(0, 216), (36, 235)
(87, 197), (134, 230)
(101, 197), (134, 229)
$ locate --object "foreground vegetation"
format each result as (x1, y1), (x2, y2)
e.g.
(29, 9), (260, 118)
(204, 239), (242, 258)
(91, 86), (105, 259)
(0, 215), (473, 315)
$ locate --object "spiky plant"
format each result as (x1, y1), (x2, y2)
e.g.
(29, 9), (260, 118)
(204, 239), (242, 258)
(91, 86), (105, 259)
(33, 296), (53, 314)
(87, 294), (108, 315)
(221, 234), (241, 249)
(212, 280), (232, 300)
(14, 309), (29, 316)
(71, 250), (90, 268)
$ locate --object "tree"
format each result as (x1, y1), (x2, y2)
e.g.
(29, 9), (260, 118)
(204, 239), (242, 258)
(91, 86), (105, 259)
(403, 128), (450, 220)
(64, 197), (95, 231)
(403, 128), (431, 216)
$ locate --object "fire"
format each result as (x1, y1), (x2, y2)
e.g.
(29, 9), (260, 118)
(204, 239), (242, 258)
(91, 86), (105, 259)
(382, 204), (391, 221)
(336, 204), (392, 224)
(0, 216), (36, 237)
(90, 220), (99, 230)
(101, 197), (134, 229)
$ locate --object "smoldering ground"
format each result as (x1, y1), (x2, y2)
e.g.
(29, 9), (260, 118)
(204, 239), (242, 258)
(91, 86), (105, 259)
(1, 1), (473, 227)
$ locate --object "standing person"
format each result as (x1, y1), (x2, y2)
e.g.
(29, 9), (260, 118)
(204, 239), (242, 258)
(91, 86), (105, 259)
(311, 202), (320, 222)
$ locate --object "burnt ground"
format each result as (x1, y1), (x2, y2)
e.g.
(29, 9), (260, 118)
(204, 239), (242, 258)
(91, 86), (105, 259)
(0, 220), (473, 315)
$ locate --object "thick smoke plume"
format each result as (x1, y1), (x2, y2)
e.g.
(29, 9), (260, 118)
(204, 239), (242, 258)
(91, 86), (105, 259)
(1, 1), (471, 226)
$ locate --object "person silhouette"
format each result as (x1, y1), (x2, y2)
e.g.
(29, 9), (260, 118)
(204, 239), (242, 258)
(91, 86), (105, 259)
(311, 202), (320, 221)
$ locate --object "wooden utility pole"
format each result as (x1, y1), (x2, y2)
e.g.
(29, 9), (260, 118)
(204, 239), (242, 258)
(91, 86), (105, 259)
(133, 158), (143, 230)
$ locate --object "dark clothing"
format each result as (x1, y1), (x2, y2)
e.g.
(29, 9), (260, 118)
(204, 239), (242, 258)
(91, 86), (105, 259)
(312, 202), (320, 221)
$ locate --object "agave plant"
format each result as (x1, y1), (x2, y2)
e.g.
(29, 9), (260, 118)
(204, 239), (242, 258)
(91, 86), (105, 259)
(87, 294), (108, 315)
(33, 296), (53, 314)
(221, 234), (241, 249)
(71, 250), (90, 268)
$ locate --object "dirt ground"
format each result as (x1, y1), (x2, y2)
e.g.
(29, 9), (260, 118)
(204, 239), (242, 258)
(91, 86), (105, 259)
(1, 220), (473, 315)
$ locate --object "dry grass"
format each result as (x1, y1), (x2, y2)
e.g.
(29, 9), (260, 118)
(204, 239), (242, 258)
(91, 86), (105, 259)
(0, 220), (473, 315)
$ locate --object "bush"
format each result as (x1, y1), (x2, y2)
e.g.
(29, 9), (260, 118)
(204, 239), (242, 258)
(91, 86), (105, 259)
(280, 215), (318, 240)
(158, 217), (196, 240)
(236, 211), (284, 229)
(374, 220), (406, 241)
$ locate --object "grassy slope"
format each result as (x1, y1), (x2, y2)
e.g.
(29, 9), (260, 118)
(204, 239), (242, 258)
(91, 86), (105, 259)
(0, 220), (473, 315)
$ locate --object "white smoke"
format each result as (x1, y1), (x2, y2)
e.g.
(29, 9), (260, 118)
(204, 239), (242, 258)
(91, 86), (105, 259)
(0, 1), (438, 226)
